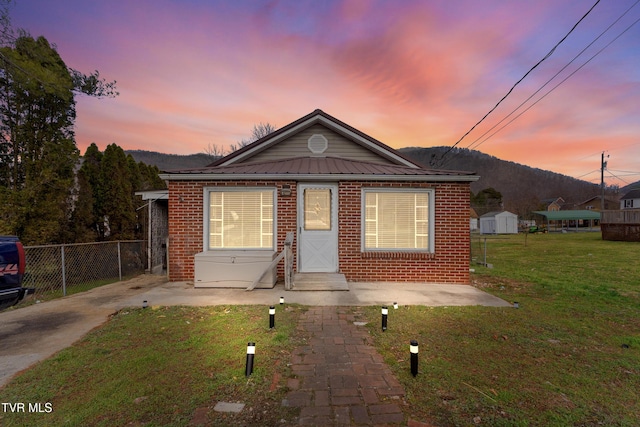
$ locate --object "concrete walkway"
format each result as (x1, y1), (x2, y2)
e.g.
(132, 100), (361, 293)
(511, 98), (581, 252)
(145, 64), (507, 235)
(283, 306), (406, 425)
(120, 280), (511, 308)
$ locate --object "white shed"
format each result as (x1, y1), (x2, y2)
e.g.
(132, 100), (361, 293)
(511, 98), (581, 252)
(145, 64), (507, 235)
(480, 211), (518, 234)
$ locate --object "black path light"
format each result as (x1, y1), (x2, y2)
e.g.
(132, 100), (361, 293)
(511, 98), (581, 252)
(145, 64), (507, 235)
(381, 306), (388, 331)
(393, 302), (398, 310)
(279, 296), (284, 305)
(410, 340), (419, 377)
(245, 342), (255, 377)
(142, 300), (148, 309)
(269, 306), (276, 329)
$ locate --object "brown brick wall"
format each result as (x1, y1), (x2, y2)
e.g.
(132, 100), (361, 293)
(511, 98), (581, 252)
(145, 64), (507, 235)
(167, 180), (471, 284)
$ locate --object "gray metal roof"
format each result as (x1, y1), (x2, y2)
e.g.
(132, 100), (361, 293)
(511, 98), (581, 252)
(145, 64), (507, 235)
(160, 156), (478, 182)
(621, 189), (640, 200)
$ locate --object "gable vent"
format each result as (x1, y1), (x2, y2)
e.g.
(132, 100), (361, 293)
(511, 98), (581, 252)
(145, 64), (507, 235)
(308, 134), (328, 154)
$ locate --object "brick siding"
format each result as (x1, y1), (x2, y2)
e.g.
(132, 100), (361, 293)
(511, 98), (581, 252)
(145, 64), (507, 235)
(167, 180), (471, 284)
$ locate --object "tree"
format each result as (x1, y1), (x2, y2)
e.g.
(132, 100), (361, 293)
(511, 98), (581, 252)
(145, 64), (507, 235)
(0, 26), (117, 242)
(0, 35), (79, 243)
(99, 144), (136, 240)
(74, 144), (165, 242)
(204, 122), (277, 160)
(472, 187), (503, 216)
(72, 143), (103, 241)
(229, 122), (277, 152)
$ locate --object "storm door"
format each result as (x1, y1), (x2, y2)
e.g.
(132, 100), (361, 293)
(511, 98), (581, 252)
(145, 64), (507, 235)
(297, 183), (338, 272)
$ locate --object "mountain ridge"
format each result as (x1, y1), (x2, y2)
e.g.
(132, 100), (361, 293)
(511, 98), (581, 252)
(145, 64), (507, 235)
(126, 147), (634, 216)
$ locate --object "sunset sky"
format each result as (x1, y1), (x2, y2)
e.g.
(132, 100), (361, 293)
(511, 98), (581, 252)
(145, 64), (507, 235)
(11, 0), (640, 188)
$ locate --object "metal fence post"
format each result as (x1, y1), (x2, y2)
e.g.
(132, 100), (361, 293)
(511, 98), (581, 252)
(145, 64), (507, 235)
(61, 244), (67, 296)
(117, 241), (122, 281)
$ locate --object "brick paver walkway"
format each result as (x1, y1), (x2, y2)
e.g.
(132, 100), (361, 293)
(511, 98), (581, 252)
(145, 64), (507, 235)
(282, 306), (406, 425)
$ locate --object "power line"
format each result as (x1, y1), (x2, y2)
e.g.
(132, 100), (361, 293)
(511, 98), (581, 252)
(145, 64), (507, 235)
(434, 0), (602, 167)
(461, 0), (640, 154)
(453, 13), (640, 160)
(575, 170), (600, 180)
(608, 169), (640, 176)
(606, 169), (631, 185)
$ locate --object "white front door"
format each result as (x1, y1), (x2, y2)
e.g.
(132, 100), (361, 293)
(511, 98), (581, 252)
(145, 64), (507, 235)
(298, 183), (338, 272)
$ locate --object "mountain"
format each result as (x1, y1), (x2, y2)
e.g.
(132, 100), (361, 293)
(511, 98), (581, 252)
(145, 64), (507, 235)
(127, 147), (621, 216)
(400, 146), (617, 215)
(126, 150), (214, 171)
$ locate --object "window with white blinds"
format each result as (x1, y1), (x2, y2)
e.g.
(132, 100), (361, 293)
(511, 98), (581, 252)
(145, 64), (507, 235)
(363, 190), (432, 251)
(207, 189), (274, 249)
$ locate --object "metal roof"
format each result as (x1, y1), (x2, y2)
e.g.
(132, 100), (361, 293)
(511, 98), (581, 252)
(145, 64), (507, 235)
(480, 210), (517, 218)
(160, 156), (478, 182)
(533, 210), (601, 221)
(621, 189), (640, 200)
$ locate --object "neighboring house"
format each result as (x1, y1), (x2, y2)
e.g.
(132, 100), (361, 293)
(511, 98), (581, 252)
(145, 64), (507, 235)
(576, 195), (618, 211)
(620, 189), (640, 209)
(479, 211), (518, 234)
(159, 109), (479, 287)
(542, 197), (565, 211)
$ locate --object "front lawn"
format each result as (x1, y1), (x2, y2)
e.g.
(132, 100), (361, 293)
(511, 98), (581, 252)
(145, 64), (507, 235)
(1, 233), (638, 426)
(363, 232), (640, 426)
(0, 305), (305, 426)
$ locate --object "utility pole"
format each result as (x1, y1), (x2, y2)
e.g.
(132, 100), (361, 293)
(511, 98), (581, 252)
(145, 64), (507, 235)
(601, 152), (609, 210)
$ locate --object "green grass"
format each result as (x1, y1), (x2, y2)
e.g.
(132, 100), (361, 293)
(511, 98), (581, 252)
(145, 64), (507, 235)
(0, 305), (305, 426)
(2, 233), (639, 426)
(362, 233), (640, 426)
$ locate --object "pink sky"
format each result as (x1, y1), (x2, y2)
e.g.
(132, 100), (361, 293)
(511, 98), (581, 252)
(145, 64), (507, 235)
(12, 0), (640, 188)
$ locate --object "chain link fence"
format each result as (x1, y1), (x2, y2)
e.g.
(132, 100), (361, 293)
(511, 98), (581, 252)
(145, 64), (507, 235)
(23, 240), (147, 301)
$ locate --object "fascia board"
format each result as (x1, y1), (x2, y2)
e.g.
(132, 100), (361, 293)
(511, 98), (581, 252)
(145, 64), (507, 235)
(159, 173), (480, 182)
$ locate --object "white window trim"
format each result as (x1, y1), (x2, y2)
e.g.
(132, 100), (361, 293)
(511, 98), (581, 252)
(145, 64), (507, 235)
(202, 187), (277, 251)
(361, 188), (435, 253)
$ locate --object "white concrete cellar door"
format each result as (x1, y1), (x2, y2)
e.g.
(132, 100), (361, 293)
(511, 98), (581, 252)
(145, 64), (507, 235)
(297, 183), (338, 273)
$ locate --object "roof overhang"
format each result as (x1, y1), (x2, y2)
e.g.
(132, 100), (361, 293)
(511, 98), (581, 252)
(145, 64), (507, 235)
(159, 173), (480, 182)
(135, 190), (169, 200)
(533, 210), (601, 221)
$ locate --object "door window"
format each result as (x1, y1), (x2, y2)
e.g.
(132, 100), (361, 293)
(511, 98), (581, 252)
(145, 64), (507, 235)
(304, 188), (331, 230)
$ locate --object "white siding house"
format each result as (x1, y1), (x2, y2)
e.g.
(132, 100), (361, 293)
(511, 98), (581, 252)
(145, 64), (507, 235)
(620, 189), (640, 209)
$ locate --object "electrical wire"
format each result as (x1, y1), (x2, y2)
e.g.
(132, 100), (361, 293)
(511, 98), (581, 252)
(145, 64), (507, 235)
(606, 169), (631, 185)
(460, 0), (640, 155)
(456, 14), (640, 156)
(608, 169), (640, 177)
(434, 0), (602, 167)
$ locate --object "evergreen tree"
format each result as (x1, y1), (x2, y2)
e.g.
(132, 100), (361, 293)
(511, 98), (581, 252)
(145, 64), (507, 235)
(100, 144), (135, 240)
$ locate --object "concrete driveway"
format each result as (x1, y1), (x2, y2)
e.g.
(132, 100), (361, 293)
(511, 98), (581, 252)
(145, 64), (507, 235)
(0, 275), (509, 388)
(0, 274), (166, 388)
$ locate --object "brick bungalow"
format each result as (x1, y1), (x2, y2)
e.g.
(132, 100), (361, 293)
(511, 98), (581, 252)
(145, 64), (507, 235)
(159, 109), (478, 287)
